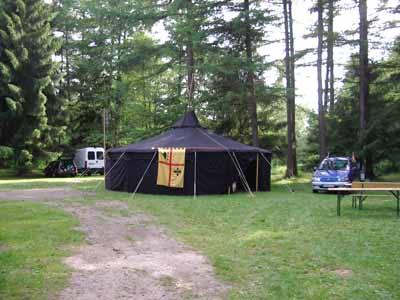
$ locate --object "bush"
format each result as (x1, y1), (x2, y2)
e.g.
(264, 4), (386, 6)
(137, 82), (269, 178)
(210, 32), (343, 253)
(374, 159), (400, 175)
(16, 149), (33, 174)
(301, 154), (320, 171)
(0, 146), (14, 168)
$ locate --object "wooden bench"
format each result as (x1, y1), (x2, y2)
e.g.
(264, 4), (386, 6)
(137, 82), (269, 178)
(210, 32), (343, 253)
(329, 182), (400, 216)
(352, 181), (400, 189)
(351, 182), (400, 209)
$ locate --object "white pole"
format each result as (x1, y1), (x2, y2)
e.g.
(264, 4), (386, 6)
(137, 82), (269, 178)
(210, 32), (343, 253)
(103, 109), (106, 187)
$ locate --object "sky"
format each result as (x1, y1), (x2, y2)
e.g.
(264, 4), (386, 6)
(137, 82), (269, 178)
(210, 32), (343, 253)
(260, 0), (400, 110)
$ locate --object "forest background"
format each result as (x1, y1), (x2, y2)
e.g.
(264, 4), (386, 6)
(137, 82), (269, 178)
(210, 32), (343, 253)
(0, 0), (399, 177)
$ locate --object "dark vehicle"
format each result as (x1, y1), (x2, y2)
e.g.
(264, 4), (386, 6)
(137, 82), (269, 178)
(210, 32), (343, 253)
(44, 159), (78, 177)
(312, 156), (359, 193)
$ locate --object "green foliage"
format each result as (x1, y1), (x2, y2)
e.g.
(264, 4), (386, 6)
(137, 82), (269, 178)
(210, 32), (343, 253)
(0, 145), (14, 168)
(52, 0), (286, 152)
(16, 149), (33, 174)
(304, 37), (400, 173)
(0, 0), (396, 173)
(0, 0), (64, 172)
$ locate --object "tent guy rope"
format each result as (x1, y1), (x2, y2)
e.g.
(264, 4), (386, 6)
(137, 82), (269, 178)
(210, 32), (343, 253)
(94, 151), (127, 191)
(195, 127), (254, 196)
(131, 151), (158, 199)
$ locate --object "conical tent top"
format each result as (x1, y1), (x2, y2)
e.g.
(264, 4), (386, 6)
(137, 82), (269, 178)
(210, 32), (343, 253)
(171, 110), (202, 128)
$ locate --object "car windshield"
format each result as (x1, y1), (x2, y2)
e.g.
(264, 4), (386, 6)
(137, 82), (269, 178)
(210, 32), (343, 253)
(318, 158), (349, 170)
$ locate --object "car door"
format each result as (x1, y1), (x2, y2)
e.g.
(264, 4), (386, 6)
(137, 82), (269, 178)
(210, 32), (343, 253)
(96, 150), (104, 168)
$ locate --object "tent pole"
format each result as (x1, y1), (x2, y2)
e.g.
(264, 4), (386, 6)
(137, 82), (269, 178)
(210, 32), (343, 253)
(194, 151), (197, 199)
(103, 109), (106, 187)
(256, 153), (259, 192)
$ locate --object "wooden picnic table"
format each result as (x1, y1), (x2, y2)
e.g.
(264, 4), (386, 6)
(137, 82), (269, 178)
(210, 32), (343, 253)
(329, 187), (400, 216)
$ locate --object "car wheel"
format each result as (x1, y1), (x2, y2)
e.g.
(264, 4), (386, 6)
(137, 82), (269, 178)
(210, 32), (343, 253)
(312, 189), (318, 194)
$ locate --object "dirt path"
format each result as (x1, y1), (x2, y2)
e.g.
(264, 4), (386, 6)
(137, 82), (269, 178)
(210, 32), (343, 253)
(0, 187), (94, 201)
(0, 188), (229, 300)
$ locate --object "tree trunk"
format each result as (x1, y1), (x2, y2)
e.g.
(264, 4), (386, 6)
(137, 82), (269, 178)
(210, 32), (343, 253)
(177, 49), (183, 101)
(187, 43), (195, 111)
(283, 0), (297, 177)
(359, 0), (372, 177)
(324, 64), (329, 109)
(327, 0), (334, 111)
(64, 30), (72, 104)
(244, 0), (259, 147)
(317, 0), (326, 161)
(283, 0), (292, 177)
(288, 0), (297, 176)
(186, 0), (195, 112)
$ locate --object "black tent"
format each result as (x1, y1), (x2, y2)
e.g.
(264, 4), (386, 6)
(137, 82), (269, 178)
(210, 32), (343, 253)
(105, 111), (272, 195)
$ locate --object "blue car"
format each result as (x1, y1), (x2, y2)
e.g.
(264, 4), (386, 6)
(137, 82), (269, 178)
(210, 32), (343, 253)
(312, 156), (359, 193)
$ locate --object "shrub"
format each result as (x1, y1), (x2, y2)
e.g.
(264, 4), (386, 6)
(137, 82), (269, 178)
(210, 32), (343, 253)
(0, 145), (14, 168)
(16, 149), (33, 174)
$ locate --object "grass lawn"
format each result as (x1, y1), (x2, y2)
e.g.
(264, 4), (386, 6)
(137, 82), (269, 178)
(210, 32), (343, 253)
(0, 201), (82, 300)
(1, 170), (400, 299)
(127, 189), (400, 299)
(0, 168), (102, 190)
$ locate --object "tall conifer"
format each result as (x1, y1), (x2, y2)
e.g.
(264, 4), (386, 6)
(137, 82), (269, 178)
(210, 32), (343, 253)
(0, 0), (60, 171)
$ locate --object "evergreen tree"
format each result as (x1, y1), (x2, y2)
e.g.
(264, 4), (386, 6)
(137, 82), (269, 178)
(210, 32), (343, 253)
(199, 0), (276, 145)
(0, 0), (61, 172)
(305, 36), (400, 175)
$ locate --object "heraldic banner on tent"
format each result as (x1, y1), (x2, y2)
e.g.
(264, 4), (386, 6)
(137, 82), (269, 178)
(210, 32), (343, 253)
(157, 147), (186, 188)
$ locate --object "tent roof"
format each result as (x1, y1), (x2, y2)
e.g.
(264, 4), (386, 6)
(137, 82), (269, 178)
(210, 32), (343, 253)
(109, 111), (271, 153)
(171, 110), (202, 128)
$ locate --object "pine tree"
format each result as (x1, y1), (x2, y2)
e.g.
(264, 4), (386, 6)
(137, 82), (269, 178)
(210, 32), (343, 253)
(0, 0), (60, 172)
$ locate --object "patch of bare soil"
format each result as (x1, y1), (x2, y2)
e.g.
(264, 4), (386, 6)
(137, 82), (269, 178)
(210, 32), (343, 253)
(0, 244), (10, 252)
(59, 201), (229, 300)
(333, 268), (353, 279)
(0, 188), (229, 299)
(0, 187), (94, 201)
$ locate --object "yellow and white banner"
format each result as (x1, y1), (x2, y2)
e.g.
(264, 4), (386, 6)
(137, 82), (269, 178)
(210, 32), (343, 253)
(157, 147), (186, 188)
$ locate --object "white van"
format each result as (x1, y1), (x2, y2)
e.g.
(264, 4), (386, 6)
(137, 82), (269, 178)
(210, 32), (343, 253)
(73, 147), (105, 175)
